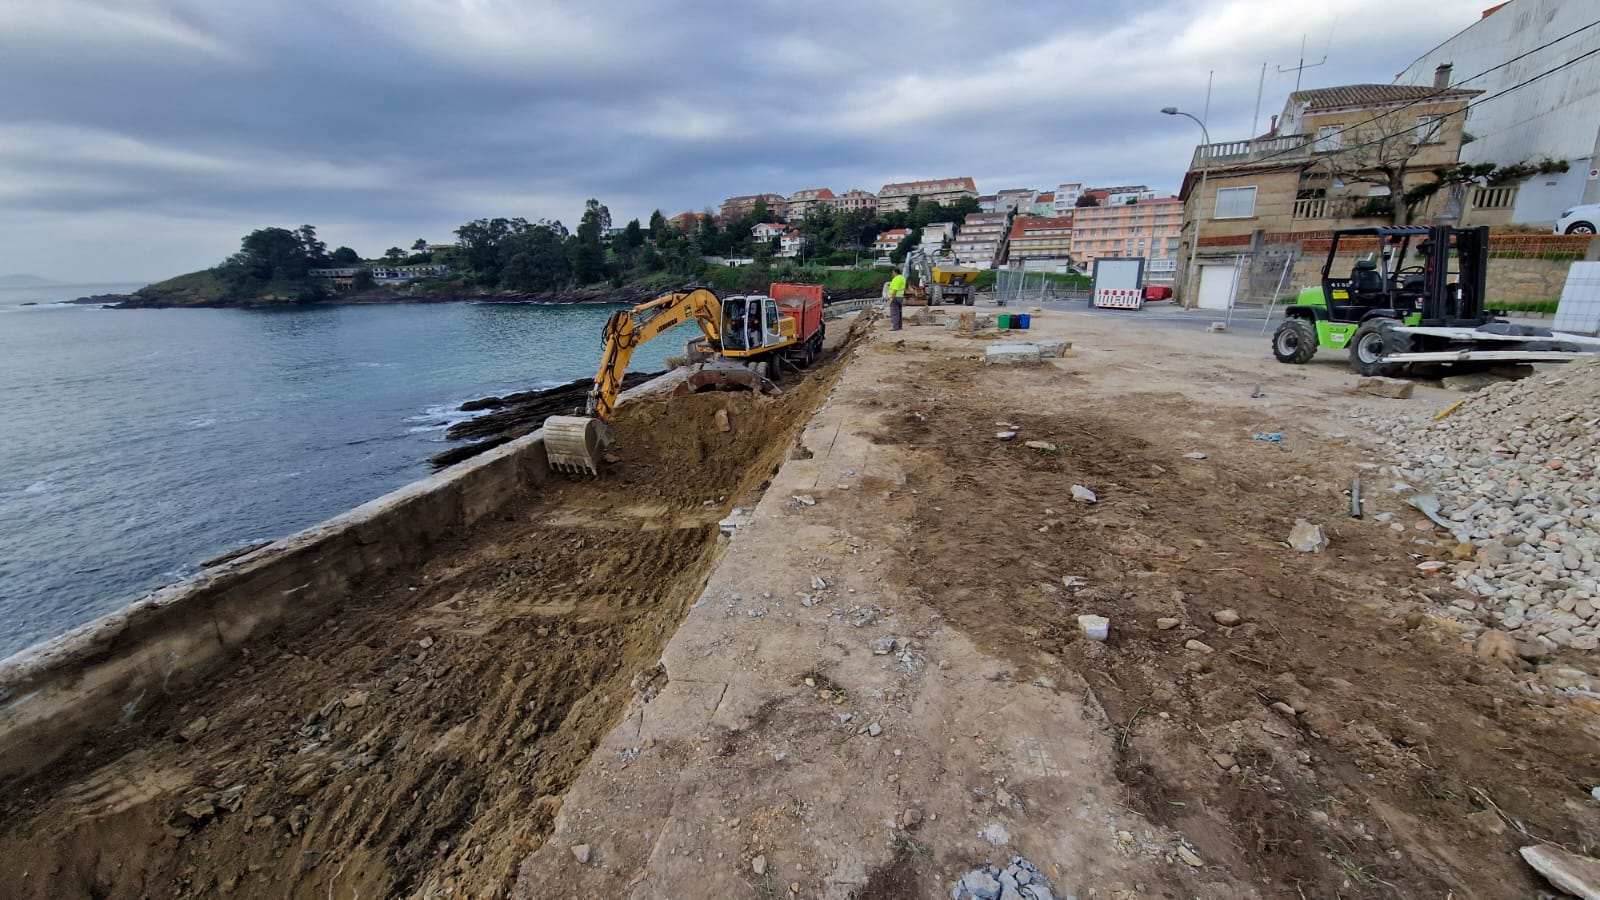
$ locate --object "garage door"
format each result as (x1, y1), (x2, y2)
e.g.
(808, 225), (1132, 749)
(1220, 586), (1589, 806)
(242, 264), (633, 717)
(1196, 264), (1238, 310)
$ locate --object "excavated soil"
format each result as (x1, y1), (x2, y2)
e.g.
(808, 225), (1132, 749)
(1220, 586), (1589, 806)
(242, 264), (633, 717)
(871, 357), (1599, 898)
(0, 348), (848, 899)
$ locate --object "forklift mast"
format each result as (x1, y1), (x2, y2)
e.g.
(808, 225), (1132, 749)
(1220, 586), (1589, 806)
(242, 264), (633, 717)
(1420, 225), (1490, 327)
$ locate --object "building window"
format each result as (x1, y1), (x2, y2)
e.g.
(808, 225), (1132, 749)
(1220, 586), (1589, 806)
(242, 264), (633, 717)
(1415, 115), (1442, 144)
(1213, 186), (1257, 220)
(1315, 125), (1342, 152)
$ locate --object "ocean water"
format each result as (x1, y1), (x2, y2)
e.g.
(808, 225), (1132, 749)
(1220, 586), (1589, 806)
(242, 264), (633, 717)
(0, 286), (681, 659)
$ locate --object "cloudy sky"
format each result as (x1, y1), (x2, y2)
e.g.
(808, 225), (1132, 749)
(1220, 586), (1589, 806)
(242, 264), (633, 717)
(1, 0), (1494, 282)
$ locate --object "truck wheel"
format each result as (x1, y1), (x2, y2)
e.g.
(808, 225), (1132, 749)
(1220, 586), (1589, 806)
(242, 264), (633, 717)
(1349, 321), (1402, 376)
(1271, 318), (1317, 364)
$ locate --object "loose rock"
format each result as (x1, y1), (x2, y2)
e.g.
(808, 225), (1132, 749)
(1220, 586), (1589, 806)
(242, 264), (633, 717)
(1287, 519), (1328, 553)
(1358, 376), (1416, 399)
(570, 843), (591, 864)
(1185, 639), (1215, 654)
(1211, 609), (1242, 627)
(1156, 617), (1180, 630)
(1071, 485), (1097, 504)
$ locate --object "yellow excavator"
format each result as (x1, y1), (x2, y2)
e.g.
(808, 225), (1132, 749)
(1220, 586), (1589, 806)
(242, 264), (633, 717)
(543, 286), (825, 474)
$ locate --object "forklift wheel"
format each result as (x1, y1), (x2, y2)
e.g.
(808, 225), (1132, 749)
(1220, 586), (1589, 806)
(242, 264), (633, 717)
(1271, 318), (1318, 364)
(1349, 321), (1403, 377)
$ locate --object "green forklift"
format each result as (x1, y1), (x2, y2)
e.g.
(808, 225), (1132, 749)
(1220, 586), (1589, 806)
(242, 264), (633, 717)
(1270, 225), (1597, 375)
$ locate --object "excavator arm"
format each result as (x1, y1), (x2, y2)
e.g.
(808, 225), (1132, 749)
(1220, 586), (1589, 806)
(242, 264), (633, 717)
(545, 288), (724, 474)
(584, 288), (722, 422)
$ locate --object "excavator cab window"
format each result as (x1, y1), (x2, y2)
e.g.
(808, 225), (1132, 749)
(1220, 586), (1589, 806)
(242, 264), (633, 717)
(764, 298), (782, 344)
(723, 298), (747, 350)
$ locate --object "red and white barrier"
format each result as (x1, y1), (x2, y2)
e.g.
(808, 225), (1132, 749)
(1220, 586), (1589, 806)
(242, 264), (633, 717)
(1093, 288), (1144, 310)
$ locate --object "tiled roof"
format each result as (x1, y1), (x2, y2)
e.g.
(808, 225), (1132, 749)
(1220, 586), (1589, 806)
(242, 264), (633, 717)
(1290, 84), (1479, 109)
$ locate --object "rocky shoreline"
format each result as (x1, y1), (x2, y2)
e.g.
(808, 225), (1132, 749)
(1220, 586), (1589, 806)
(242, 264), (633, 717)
(427, 371), (662, 469)
(73, 282), (666, 310)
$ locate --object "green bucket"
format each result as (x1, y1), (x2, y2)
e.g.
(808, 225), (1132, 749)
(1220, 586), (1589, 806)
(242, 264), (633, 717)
(998, 314), (1013, 329)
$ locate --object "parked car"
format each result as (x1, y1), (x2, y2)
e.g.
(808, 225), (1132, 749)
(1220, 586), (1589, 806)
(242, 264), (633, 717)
(1555, 203), (1599, 235)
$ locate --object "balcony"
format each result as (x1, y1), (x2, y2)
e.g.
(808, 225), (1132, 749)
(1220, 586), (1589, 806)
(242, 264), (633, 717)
(1190, 135), (1313, 169)
(1469, 185), (1517, 210)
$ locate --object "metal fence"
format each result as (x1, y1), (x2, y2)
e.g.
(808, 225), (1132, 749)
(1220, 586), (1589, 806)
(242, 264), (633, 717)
(993, 269), (1076, 306)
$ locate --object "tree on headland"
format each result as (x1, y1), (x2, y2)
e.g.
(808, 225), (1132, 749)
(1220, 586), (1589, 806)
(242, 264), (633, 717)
(571, 199), (611, 284)
(297, 225), (328, 263)
(329, 246), (361, 265)
(384, 247), (406, 264)
(455, 217), (531, 285)
(212, 226), (327, 301)
(412, 238), (428, 252)
(500, 220), (573, 292)
(648, 209), (668, 241)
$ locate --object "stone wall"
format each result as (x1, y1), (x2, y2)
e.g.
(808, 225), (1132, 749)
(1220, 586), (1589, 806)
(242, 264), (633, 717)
(1288, 254), (1578, 304)
(0, 375), (679, 782)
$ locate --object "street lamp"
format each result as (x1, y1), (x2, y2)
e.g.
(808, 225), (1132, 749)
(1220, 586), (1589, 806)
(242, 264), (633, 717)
(1163, 107), (1211, 309)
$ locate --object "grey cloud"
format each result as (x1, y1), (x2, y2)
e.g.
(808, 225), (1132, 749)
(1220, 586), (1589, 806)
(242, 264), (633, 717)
(0, 0), (1492, 281)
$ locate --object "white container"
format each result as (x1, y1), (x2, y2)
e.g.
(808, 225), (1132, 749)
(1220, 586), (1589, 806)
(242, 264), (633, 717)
(1078, 614), (1109, 642)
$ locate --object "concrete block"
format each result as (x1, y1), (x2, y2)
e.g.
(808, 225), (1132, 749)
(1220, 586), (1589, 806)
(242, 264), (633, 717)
(1035, 340), (1070, 358)
(985, 342), (1042, 365)
(1357, 376), (1414, 399)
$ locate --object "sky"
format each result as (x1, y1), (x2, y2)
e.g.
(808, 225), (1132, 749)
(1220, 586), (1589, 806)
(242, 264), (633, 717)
(0, 0), (1498, 283)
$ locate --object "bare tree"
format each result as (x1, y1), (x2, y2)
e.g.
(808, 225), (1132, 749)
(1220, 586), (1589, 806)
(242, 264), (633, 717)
(1312, 110), (1449, 226)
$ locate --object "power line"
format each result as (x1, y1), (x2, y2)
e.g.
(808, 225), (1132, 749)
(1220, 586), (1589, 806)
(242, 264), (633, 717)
(1288, 43), (1600, 167)
(1212, 18), (1600, 171)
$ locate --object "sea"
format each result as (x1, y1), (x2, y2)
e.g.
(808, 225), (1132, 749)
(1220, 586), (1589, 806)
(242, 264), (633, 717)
(0, 284), (682, 660)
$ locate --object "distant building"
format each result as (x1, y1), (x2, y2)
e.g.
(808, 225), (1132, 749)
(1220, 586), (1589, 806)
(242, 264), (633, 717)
(424, 243), (457, 253)
(777, 231), (808, 258)
(309, 263), (453, 284)
(1393, 0), (1600, 224)
(832, 188), (878, 213)
(872, 228), (910, 254)
(1007, 215), (1074, 270)
(977, 195), (998, 213)
(877, 177), (980, 213)
(921, 221), (956, 250)
(669, 211), (709, 232)
(1103, 186), (1157, 206)
(1072, 197), (1182, 267)
(783, 188), (836, 219)
(720, 193), (786, 221)
(993, 188), (1037, 213)
(751, 222), (788, 241)
(951, 212), (1009, 268)
(1053, 183), (1083, 215)
(1030, 192), (1055, 217)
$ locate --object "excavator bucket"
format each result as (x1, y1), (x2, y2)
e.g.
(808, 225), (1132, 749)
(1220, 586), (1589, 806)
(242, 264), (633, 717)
(543, 415), (611, 475)
(679, 359), (778, 395)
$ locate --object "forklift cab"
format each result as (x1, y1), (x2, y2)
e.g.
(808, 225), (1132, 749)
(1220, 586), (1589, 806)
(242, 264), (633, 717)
(1320, 225), (1490, 327)
(1321, 226), (1430, 322)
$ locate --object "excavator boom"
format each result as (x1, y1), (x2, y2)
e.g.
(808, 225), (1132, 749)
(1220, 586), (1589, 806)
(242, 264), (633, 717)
(545, 288), (743, 475)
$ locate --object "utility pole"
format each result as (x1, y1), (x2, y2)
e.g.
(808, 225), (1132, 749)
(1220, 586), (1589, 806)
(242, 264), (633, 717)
(1278, 35), (1326, 92)
(1251, 62), (1268, 137)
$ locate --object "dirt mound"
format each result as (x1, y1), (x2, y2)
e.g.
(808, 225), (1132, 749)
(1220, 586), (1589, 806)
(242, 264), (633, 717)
(0, 352), (848, 898)
(871, 357), (1600, 898)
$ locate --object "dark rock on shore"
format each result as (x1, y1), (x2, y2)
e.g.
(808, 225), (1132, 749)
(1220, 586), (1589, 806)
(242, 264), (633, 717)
(429, 371), (661, 469)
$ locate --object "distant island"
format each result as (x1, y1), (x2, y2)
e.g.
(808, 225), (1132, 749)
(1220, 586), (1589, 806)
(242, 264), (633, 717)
(76, 195), (965, 309)
(0, 274), (57, 287)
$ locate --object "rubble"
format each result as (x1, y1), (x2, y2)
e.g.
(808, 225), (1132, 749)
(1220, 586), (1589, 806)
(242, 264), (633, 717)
(951, 856), (1056, 900)
(1360, 357), (1600, 650)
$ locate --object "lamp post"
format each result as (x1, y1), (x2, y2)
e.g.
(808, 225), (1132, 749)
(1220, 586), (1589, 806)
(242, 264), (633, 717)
(1163, 107), (1210, 309)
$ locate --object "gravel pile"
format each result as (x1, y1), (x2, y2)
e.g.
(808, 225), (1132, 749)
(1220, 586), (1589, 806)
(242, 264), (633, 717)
(951, 856), (1055, 900)
(1362, 357), (1600, 651)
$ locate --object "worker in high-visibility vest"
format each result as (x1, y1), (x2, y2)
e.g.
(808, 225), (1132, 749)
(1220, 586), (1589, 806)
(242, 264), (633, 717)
(887, 272), (906, 330)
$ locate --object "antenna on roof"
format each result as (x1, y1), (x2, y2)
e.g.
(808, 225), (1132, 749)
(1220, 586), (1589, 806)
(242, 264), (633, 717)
(1277, 34), (1327, 92)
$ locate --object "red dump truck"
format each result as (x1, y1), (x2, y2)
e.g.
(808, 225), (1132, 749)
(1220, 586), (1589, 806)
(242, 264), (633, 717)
(768, 283), (826, 368)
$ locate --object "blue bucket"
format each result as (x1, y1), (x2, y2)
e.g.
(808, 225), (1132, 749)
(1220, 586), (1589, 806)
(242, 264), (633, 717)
(1017, 313), (1031, 329)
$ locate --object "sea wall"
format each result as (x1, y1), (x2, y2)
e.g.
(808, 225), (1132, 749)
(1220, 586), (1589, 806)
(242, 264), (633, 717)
(0, 375), (675, 782)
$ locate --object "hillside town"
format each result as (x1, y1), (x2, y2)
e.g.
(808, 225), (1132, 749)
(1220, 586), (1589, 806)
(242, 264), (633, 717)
(627, 1), (1600, 308)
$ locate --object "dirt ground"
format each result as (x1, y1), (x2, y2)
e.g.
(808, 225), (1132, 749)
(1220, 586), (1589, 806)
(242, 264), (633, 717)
(867, 336), (1600, 896)
(5, 307), (1598, 899)
(0, 333), (851, 899)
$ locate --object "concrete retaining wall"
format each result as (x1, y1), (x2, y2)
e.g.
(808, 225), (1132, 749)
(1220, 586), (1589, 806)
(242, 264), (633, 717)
(0, 373), (685, 783)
